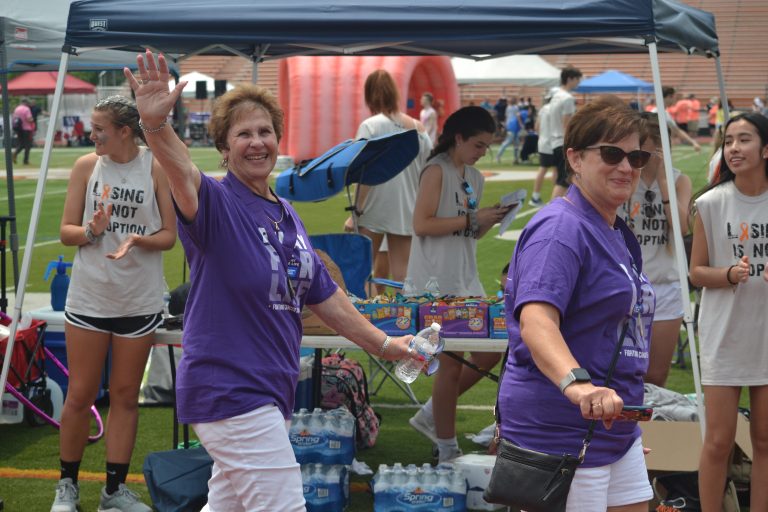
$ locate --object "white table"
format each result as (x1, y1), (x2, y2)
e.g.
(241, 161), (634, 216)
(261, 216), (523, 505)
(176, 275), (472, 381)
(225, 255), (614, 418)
(153, 329), (508, 352)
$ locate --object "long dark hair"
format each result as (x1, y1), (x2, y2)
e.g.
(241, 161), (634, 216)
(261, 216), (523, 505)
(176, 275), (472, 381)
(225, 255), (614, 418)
(697, 112), (768, 197)
(429, 106), (495, 159)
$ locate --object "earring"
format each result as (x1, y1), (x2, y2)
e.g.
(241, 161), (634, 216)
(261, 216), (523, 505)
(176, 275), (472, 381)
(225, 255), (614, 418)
(220, 158), (228, 168)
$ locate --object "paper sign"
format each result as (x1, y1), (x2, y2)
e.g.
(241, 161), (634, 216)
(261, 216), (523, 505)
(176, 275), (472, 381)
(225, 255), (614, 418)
(498, 189), (527, 235)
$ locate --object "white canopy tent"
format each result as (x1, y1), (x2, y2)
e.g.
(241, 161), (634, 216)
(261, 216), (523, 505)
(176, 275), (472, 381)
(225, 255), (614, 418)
(451, 55), (560, 87)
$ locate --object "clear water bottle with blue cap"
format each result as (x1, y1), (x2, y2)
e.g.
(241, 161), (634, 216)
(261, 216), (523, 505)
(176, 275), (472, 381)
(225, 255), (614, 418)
(43, 256), (73, 311)
(394, 322), (444, 384)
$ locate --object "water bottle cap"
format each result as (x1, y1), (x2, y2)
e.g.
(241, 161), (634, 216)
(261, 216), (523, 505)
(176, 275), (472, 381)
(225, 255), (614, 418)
(430, 322), (441, 332)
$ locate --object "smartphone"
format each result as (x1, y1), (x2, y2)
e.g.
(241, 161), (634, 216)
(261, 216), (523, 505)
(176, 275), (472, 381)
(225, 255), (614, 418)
(616, 405), (653, 422)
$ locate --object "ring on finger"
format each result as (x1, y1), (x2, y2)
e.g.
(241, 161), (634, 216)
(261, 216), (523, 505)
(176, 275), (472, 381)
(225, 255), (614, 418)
(591, 402), (602, 408)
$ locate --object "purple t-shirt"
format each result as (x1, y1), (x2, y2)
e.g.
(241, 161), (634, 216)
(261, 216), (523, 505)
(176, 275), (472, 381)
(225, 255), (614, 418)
(175, 172), (337, 424)
(499, 186), (654, 468)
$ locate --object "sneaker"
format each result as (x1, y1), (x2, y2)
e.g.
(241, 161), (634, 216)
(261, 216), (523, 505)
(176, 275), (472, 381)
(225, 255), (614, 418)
(528, 197), (543, 207)
(438, 446), (464, 464)
(409, 407), (438, 444)
(98, 484), (151, 512)
(51, 478), (79, 512)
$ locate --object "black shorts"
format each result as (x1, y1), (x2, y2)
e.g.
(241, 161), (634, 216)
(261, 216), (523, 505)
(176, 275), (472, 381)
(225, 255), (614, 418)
(553, 146), (569, 187)
(539, 152), (555, 168)
(65, 312), (163, 338)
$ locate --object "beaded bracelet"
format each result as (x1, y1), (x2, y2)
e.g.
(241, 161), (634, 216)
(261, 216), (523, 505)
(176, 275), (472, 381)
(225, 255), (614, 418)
(138, 119), (168, 133)
(379, 335), (392, 357)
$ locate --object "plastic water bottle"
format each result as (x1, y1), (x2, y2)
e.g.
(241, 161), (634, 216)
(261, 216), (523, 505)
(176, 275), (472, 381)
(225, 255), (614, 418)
(394, 322), (442, 384)
(424, 276), (441, 297)
(401, 277), (418, 297)
(43, 256), (73, 311)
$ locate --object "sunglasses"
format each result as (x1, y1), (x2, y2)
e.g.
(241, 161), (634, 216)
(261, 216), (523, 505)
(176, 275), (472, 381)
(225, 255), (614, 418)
(584, 145), (652, 169)
(461, 181), (478, 210)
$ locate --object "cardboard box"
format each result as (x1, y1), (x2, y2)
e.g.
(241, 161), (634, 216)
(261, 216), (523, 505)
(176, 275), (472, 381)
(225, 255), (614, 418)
(302, 309), (337, 335)
(355, 303), (419, 335)
(419, 301), (489, 338)
(640, 414), (753, 472)
(454, 454), (504, 511)
(488, 303), (507, 339)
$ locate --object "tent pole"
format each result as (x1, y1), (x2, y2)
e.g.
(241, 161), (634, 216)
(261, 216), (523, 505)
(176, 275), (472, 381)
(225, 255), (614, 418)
(0, 52), (71, 402)
(0, 48), (20, 291)
(714, 55), (730, 123)
(648, 41), (705, 439)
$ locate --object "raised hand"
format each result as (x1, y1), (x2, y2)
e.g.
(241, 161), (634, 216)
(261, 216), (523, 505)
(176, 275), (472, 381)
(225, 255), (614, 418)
(123, 50), (186, 129)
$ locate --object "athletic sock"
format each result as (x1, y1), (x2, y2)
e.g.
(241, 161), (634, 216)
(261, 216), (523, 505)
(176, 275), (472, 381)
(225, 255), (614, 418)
(105, 462), (130, 495)
(60, 459), (81, 485)
(436, 436), (459, 454)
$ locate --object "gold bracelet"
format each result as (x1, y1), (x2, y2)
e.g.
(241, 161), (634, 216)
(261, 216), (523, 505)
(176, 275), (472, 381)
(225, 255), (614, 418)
(379, 335), (392, 357)
(138, 119), (168, 133)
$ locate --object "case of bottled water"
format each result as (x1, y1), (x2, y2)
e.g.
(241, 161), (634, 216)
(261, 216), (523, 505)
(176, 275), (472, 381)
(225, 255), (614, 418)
(290, 407), (356, 465)
(302, 463), (349, 512)
(372, 462), (467, 511)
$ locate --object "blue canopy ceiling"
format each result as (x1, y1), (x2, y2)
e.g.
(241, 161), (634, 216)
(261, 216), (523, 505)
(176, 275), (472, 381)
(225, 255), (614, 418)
(63, 0), (719, 62)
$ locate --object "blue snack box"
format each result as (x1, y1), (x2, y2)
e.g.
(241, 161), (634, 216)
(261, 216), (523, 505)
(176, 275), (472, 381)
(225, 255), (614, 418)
(355, 303), (419, 335)
(489, 303), (507, 339)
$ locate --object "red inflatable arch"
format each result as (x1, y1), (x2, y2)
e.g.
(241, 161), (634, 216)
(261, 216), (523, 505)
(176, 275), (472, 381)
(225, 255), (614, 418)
(279, 55), (459, 162)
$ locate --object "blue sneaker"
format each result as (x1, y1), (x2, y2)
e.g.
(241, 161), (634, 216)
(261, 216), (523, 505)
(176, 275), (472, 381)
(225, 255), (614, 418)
(98, 484), (151, 512)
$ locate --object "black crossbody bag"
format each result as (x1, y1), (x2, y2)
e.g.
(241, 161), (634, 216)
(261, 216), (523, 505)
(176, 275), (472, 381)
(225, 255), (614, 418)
(483, 320), (629, 512)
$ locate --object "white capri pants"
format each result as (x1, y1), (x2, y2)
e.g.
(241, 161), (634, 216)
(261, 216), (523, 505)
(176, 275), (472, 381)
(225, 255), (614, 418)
(194, 404), (305, 512)
(565, 437), (653, 511)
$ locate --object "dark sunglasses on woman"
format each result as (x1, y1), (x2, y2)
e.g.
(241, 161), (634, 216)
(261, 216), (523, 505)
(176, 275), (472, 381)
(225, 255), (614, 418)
(584, 145), (652, 169)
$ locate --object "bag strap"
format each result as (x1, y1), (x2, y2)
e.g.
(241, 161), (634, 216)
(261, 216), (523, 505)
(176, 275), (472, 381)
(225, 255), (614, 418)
(493, 319), (630, 462)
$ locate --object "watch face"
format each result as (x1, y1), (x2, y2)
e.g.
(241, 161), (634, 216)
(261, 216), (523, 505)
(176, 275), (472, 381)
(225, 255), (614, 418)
(572, 368), (591, 381)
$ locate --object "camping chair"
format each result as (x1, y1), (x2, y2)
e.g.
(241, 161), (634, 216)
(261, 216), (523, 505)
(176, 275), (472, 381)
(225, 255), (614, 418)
(309, 233), (418, 404)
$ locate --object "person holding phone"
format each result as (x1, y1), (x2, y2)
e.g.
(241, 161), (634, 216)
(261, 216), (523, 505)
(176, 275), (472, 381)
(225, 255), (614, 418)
(499, 98), (655, 511)
(690, 112), (768, 512)
(405, 106), (511, 463)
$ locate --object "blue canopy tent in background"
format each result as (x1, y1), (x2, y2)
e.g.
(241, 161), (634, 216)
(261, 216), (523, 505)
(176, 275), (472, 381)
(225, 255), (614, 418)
(575, 69), (654, 93)
(3, 0), (726, 435)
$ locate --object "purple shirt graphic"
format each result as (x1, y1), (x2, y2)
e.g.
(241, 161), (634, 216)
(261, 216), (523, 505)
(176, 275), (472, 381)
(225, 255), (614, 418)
(499, 185), (654, 467)
(175, 172), (337, 424)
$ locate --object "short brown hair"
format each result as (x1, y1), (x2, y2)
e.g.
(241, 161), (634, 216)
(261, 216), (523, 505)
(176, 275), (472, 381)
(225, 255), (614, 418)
(208, 85), (284, 153)
(564, 97), (643, 176)
(364, 69), (400, 115)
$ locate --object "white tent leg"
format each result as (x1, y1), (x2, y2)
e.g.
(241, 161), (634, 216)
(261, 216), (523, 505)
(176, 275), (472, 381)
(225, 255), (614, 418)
(714, 55), (731, 123)
(648, 42), (705, 439)
(0, 52), (70, 397)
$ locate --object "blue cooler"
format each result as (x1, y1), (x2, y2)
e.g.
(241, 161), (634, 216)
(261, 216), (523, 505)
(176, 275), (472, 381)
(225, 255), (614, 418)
(29, 307), (109, 399)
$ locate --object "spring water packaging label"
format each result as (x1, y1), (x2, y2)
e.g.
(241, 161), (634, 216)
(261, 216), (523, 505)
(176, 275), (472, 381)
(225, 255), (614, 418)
(302, 464), (348, 512)
(291, 409), (329, 464)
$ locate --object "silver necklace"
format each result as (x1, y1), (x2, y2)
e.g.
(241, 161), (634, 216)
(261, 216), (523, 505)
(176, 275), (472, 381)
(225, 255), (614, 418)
(266, 201), (285, 232)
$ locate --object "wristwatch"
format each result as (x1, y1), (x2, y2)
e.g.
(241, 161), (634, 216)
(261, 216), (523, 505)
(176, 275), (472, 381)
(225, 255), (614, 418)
(558, 368), (591, 393)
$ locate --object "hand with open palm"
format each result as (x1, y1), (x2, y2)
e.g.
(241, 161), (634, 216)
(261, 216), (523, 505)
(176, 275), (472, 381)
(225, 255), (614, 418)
(123, 50), (186, 130)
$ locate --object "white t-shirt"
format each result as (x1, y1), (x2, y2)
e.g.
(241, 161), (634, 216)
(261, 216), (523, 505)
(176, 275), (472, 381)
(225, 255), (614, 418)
(537, 103), (554, 155)
(355, 114), (433, 235)
(695, 181), (768, 386)
(548, 88), (576, 148)
(420, 106), (438, 145)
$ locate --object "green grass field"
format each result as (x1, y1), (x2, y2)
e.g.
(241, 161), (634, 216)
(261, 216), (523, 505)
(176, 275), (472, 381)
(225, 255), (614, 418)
(0, 142), (740, 511)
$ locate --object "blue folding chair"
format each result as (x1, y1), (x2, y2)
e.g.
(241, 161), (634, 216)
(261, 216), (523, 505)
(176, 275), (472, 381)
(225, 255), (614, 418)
(309, 233), (418, 404)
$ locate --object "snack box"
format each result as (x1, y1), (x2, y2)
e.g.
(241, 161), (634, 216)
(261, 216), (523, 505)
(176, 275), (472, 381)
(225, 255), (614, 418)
(488, 303), (507, 339)
(355, 302), (419, 335)
(419, 300), (489, 338)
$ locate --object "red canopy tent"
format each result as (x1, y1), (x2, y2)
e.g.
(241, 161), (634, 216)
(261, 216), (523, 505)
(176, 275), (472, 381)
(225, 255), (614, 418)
(0, 71), (95, 95)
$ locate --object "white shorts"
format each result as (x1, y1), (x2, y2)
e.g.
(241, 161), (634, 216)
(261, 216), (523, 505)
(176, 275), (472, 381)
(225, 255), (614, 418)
(565, 437), (653, 511)
(652, 281), (684, 321)
(194, 404), (305, 512)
